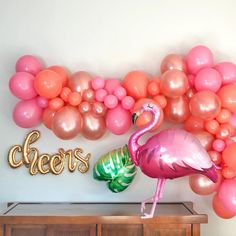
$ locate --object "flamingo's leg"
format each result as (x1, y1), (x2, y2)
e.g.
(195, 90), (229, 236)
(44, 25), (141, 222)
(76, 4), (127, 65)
(141, 178), (166, 219)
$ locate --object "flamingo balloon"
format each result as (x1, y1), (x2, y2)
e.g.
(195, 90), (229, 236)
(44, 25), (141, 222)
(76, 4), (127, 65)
(128, 103), (218, 218)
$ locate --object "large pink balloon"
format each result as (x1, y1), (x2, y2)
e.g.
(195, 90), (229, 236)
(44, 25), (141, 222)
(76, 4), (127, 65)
(218, 178), (236, 214)
(52, 106), (82, 140)
(68, 71), (92, 95)
(189, 91), (221, 120)
(9, 72), (37, 100)
(186, 45), (214, 74)
(82, 111), (106, 140)
(194, 68), (222, 92)
(215, 62), (236, 85)
(189, 171), (222, 195)
(106, 105), (131, 135)
(13, 99), (43, 128)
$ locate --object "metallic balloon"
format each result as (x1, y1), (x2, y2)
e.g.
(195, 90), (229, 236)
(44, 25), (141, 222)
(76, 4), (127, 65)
(164, 96), (190, 123)
(192, 130), (214, 151)
(68, 71), (92, 95)
(82, 111), (106, 140)
(79, 101), (92, 114)
(189, 91), (221, 120)
(92, 102), (107, 117)
(93, 145), (137, 192)
(83, 88), (95, 102)
(160, 54), (187, 74)
(52, 106), (83, 140)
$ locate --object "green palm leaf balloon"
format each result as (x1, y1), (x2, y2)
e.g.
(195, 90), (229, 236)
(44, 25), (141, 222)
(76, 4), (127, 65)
(93, 145), (137, 193)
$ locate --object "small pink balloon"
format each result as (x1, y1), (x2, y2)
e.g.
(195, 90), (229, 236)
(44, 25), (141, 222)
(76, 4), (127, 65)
(113, 86), (127, 100)
(186, 45), (214, 74)
(79, 101), (92, 114)
(188, 74), (195, 87)
(91, 77), (105, 90)
(212, 139), (226, 152)
(194, 68), (222, 92)
(121, 96), (135, 110)
(106, 105), (131, 135)
(215, 62), (236, 85)
(13, 99), (43, 128)
(95, 89), (108, 102)
(15, 55), (43, 75)
(36, 96), (49, 108)
(218, 178), (236, 214)
(104, 79), (120, 94)
(104, 94), (118, 109)
(83, 89), (95, 102)
(9, 72), (37, 100)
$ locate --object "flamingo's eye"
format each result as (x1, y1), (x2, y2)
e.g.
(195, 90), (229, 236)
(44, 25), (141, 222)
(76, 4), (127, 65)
(147, 104), (153, 109)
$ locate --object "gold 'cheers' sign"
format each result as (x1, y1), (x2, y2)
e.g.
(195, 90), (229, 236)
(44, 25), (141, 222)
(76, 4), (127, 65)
(8, 130), (91, 175)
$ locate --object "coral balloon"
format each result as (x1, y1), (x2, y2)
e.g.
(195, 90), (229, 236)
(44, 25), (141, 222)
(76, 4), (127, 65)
(186, 45), (214, 74)
(68, 71), (92, 95)
(52, 106), (82, 140)
(147, 81), (160, 96)
(184, 116), (204, 132)
(218, 178), (236, 214)
(222, 143), (236, 171)
(192, 131), (214, 151)
(42, 108), (56, 129)
(13, 99), (43, 128)
(153, 95), (167, 108)
(160, 69), (189, 98)
(189, 171), (222, 195)
(215, 62), (236, 85)
(133, 98), (164, 131)
(106, 105), (131, 135)
(160, 54), (187, 74)
(212, 194), (235, 219)
(205, 119), (220, 135)
(34, 70), (62, 99)
(189, 91), (221, 120)
(9, 72), (37, 100)
(164, 96), (190, 123)
(49, 97), (65, 111)
(216, 109), (232, 124)
(15, 55), (43, 75)
(48, 65), (69, 86)
(208, 151), (222, 165)
(185, 88), (196, 99)
(123, 71), (149, 99)
(82, 111), (106, 140)
(222, 167), (236, 179)
(216, 125), (232, 140)
(194, 68), (222, 92)
(68, 92), (82, 106)
(60, 87), (72, 102)
(218, 85), (236, 112)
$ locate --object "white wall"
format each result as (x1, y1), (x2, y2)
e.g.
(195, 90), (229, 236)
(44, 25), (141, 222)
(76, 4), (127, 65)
(0, 0), (235, 235)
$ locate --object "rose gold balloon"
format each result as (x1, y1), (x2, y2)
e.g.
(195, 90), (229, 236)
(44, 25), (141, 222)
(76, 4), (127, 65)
(208, 150), (222, 165)
(93, 102), (107, 117)
(82, 111), (106, 140)
(52, 106), (82, 140)
(192, 130), (214, 151)
(68, 71), (92, 95)
(164, 96), (190, 123)
(185, 88), (196, 99)
(83, 88), (95, 102)
(160, 54), (187, 74)
(79, 101), (92, 114)
(160, 69), (189, 98)
(189, 171), (222, 195)
(189, 91), (221, 120)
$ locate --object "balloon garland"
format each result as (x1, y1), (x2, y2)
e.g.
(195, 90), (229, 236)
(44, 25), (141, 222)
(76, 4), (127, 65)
(8, 45), (236, 218)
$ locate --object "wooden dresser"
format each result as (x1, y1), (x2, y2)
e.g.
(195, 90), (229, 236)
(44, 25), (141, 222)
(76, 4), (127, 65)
(0, 202), (207, 236)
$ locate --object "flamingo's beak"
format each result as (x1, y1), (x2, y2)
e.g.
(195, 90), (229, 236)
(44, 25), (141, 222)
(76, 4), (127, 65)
(132, 112), (140, 124)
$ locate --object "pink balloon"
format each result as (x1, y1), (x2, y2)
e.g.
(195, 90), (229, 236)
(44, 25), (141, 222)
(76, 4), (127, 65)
(113, 86), (127, 100)
(36, 96), (49, 108)
(13, 99), (43, 128)
(91, 77), (105, 90)
(121, 96), (135, 110)
(104, 94), (118, 109)
(104, 79), (120, 94)
(15, 55), (43, 75)
(106, 105), (131, 135)
(188, 74), (195, 87)
(194, 68), (222, 92)
(95, 89), (108, 102)
(186, 45), (214, 74)
(215, 62), (236, 85)
(218, 178), (236, 214)
(212, 139), (226, 152)
(9, 72), (37, 100)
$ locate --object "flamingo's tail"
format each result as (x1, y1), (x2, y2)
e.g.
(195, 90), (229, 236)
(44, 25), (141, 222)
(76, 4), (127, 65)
(205, 165), (218, 183)
(93, 145), (137, 193)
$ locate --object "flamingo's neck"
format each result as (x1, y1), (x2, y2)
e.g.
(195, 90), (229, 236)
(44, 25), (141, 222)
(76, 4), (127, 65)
(128, 108), (161, 165)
